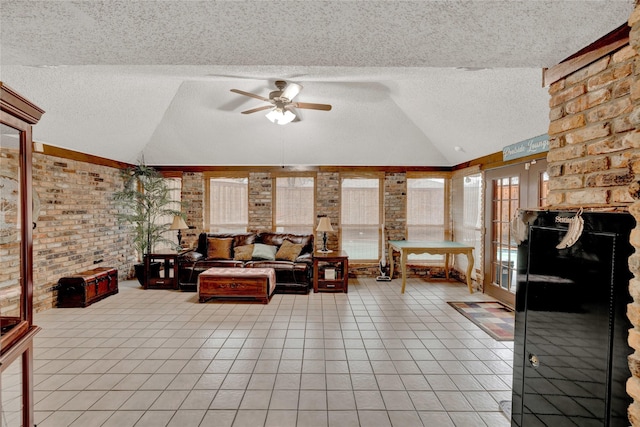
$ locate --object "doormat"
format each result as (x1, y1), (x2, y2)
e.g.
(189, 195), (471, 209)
(447, 301), (514, 341)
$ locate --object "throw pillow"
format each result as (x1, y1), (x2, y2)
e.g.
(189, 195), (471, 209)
(206, 237), (233, 260)
(252, 243), (278, 260)
(275, 239), (304, 262)
(234, 244), (254, 261)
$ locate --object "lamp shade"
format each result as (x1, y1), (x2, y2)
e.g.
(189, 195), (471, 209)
(169, 215), (189, 230)
(266, 108), (296, 125)
(316, 217), (334, 232)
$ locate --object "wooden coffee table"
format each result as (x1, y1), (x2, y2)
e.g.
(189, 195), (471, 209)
(197, 267), (276, 304)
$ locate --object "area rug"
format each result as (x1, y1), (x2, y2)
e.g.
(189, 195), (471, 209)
(447, 301), (514, 341)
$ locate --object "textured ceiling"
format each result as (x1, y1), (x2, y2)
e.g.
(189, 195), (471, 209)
(0, 1), (634, 166)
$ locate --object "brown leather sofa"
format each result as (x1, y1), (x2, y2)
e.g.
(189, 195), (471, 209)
(178, 232), (314, 294)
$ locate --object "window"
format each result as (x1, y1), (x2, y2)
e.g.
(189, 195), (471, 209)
(275, 176), (315, 234)
(452, 171), (483, 280)
(491, 175), (519, 293)
(539, 171), (549, 207)
(155, 177), (182, 252)
(406, 175), (446, 261)
(206, 175), (248, 233)
(341, 176), (381, 261)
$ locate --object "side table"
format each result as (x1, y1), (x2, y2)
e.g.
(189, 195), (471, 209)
(144, 251), (181, 290)
(313, 251), (349, 293)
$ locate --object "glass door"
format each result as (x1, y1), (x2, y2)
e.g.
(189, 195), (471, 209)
(484, 160), (547, 306)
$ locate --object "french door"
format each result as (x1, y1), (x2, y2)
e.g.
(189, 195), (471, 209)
(484, 160), (547, 306)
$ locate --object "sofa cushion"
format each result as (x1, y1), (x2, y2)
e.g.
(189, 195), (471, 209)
(234, 244), (254, 261)
(197, 233), (257, 256)
(275, 240), (304, 262)
(207, 237), (233, 259)
(259, 232), (313, 256)
(252, 243), (278, 260)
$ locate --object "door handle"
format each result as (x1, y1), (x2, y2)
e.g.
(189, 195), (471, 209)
(529, 353), (540, 368)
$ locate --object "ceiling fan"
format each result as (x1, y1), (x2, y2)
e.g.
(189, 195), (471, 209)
(230, 80), (332, 125)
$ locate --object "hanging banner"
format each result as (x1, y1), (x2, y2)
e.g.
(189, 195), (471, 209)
(502, 134), (549, 161)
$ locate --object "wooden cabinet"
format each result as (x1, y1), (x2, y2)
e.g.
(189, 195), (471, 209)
(313, 251), (349, 293)
(0, 82), (44, 427)
(57, 267), (118, 307)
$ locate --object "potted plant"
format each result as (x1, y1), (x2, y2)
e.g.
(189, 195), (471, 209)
(113, 162), (185, 286)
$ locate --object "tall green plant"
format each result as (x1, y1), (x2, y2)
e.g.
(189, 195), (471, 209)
(113, 163), (184, 259)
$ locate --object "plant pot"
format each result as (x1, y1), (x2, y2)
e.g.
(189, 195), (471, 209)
(134, 262), (162, 286)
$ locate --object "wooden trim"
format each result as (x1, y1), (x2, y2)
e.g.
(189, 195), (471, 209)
(0, 326), (39, 371)
(444, 177), (452, 240)
(40, 144), (132, 169)
(271, 170), (317, 178)
(34, 143), (542, 176)
(155, 165), (451, 173)
(160, 171), (183, 178)
(203, 171), (250, 179)
(339, 170), (385, 179)
(406, 171), (452, 179)
(0, 320), (29, 355)
(453, 150), (547, 172)
(542, 23), (630, 87)
(0, 82), (45, 124)
(451, 164), (481, 179)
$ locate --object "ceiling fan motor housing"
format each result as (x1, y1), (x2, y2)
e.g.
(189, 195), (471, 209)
(230, 80), (332, 121)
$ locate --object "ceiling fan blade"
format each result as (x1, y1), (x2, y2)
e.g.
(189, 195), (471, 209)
(230, 88), (270, 103)
(241, 105), (274, 114)
(281, 83), (302, 101)
(293, 102), (332, 111)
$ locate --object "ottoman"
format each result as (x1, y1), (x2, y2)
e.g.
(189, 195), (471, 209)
(198, 267), (276, 304)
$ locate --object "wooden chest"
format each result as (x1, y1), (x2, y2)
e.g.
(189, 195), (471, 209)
(57, 267), (118, 308)
(198, 267), (276, 304)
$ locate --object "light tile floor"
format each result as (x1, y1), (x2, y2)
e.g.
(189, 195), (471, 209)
(30, 277), (513, 427)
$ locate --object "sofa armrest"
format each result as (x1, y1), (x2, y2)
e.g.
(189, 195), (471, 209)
(180, 251), (204, 263)
(295, 252), (313, 263)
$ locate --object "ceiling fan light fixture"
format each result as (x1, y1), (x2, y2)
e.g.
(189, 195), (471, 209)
(280, 82), (302, 101)
(266, 108), (296, 125)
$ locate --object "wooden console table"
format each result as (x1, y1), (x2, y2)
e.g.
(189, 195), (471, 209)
(388, 240), (474, 294)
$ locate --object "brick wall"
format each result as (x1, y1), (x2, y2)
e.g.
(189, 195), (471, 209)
(384, 172), (406, 242)
(547, 38), (638, 208)
(249, 172), (272, 232)
(628, 6), (640, 425)
(316, 172), (340, 252)
(31, 154), (134, 312)
(181, 172), (203, 248)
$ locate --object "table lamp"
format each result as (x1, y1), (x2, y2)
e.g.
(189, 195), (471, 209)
(169, 215), (189, 247)
(316, 217), (334, 253)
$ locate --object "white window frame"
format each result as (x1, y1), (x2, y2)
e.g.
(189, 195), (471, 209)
(155, 177), (182, 252)
(340, 174), (383, 261)
(205, 173), (249, 233)
(406, 172), (449, 263)
(274, 174), (316, 235)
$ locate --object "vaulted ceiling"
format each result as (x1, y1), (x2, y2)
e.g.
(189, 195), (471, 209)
(0, 1), (634, 167)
